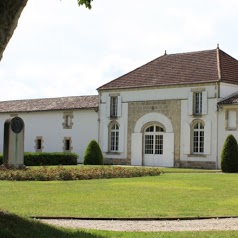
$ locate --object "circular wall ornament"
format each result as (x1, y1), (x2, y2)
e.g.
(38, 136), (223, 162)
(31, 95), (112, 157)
(11, 117), (24, 134)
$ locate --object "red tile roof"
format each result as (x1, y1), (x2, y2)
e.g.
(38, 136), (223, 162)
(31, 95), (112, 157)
(98, 48), (238, 90)
(218, 92), (238, 105)
(0, 95), (98, 113)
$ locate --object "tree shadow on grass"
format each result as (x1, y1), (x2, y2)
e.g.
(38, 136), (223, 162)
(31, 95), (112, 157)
(0, 211), (104, 238)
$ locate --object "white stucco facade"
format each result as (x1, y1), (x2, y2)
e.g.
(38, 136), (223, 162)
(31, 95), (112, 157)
(97, 82), (238, 169)
(0, 109), (98, 163)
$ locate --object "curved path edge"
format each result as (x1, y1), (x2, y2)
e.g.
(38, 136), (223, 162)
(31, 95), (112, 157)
(36, 217), (238, 232)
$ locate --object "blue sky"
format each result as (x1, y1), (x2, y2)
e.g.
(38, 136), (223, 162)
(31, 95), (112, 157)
(1, 0), (238, 100)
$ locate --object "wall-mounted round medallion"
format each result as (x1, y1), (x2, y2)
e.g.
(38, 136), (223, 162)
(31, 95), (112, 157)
(11, 117), (24, 134)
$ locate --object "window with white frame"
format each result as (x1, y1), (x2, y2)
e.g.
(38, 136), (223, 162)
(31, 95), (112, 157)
(110, 96), (118, 117)
(193, 122), (204, 154)
(144, 125), (164, 155)
(194, 92), (202, 114)
(106, 95), (122, 118)
(188, 90), (207, 116)
(110, 123), (119, 152)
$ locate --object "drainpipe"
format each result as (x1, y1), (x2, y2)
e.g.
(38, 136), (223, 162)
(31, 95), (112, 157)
(216, 82), (219, 169)
(97, 91), (101, 145)
(216, 46), (221, 170)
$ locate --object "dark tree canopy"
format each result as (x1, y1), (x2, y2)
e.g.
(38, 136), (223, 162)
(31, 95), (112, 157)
(0, 0), (93, 61)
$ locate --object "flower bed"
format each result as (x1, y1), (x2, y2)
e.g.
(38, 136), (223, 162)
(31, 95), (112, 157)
(0, 166), (161, 181)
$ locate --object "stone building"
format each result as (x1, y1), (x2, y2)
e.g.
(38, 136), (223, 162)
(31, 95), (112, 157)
(97, 47), (238, 169)
(1, 47), (238, 168)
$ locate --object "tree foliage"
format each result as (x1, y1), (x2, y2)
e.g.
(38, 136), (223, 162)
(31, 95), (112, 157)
(221, 134), (238, 173)
(0, 0), (93, 61)
(83, 140), (104, 165)
(77, 0), (93, 9)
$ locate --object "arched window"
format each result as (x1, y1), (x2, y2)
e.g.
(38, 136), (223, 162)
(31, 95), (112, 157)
(193, 122), (204, 154)
(110, 122), (119, 152)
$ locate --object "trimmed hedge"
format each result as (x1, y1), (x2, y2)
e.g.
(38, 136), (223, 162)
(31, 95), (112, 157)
(0, 166), (161, 181)
(221, 134), (238, 173)
(83, 140), (104, 165)
(0, 152), (78, 166)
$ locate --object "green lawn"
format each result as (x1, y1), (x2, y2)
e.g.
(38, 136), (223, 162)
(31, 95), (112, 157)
(0, 172), (238, 218)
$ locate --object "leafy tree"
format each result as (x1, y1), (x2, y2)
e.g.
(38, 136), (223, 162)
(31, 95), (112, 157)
(83, 140), (104, 165)
(0, 0), (93, 61)
(78, 0), (93, 9)
(221, 134), (238, 173)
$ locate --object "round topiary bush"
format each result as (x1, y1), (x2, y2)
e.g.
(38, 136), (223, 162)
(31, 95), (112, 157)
(83, 140), (104, 165)
(221, 134), (238, 173)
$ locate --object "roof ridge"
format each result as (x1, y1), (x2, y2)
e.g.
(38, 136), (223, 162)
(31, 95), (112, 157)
(165, 48), (217, 56)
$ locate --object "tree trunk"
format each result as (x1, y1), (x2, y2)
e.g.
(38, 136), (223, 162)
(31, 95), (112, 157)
(0, 0), (28, 61)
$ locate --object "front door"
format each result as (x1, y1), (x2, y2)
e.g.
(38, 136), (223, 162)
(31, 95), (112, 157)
(144, 125), (164, 166)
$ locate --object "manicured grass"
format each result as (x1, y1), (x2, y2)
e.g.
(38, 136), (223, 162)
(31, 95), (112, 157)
(1, 211), (238, 238)
(0, 172), (238, 218)
(90, 230), (238, 237)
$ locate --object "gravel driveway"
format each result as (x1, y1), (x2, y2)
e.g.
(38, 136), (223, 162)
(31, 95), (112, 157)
(40, 218), (238, 232)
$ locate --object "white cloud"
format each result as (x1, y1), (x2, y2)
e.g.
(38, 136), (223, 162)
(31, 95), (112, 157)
(2, 0), (238, 100)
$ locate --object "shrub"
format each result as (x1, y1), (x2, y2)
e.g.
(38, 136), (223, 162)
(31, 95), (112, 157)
(0, 153), (78, 166)
(221, 134), (238, 173)
(83, 140), (104, 165)
(24, 152), (78, 166)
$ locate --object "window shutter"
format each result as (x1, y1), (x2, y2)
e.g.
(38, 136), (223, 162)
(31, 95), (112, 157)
(117, 96), (122, 117)
(188, 92), (193, 115)
(102, 124), (108, 152)
(106, 96), (111, 118)
(204, 120), (211, 154)
(131, 133), (143, 166)
(183, 121), (190, 154)
(163, 133), (174, 167)
(228, 110), (237, 129)
(118, 122), (124, 152)
(202, 91), (208, 115)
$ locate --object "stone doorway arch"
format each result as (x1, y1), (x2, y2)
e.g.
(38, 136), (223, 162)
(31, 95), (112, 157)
(131, 113), (174, 167)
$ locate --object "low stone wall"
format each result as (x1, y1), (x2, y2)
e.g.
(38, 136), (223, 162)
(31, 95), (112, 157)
(180, 161), (216, 169)
(104, 158), (131, 165)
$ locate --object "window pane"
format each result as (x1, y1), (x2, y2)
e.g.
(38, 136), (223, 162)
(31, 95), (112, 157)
(155, 135), (163, 154)
(193, 122), (204, 154)
(146, 126), (154, 132)
(194, 92), (202, 114)
(110, 123), (119, 152)
(145, 135), (153, 154)
(37, 139), (42, 150)
(156, 126), (164, 132)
